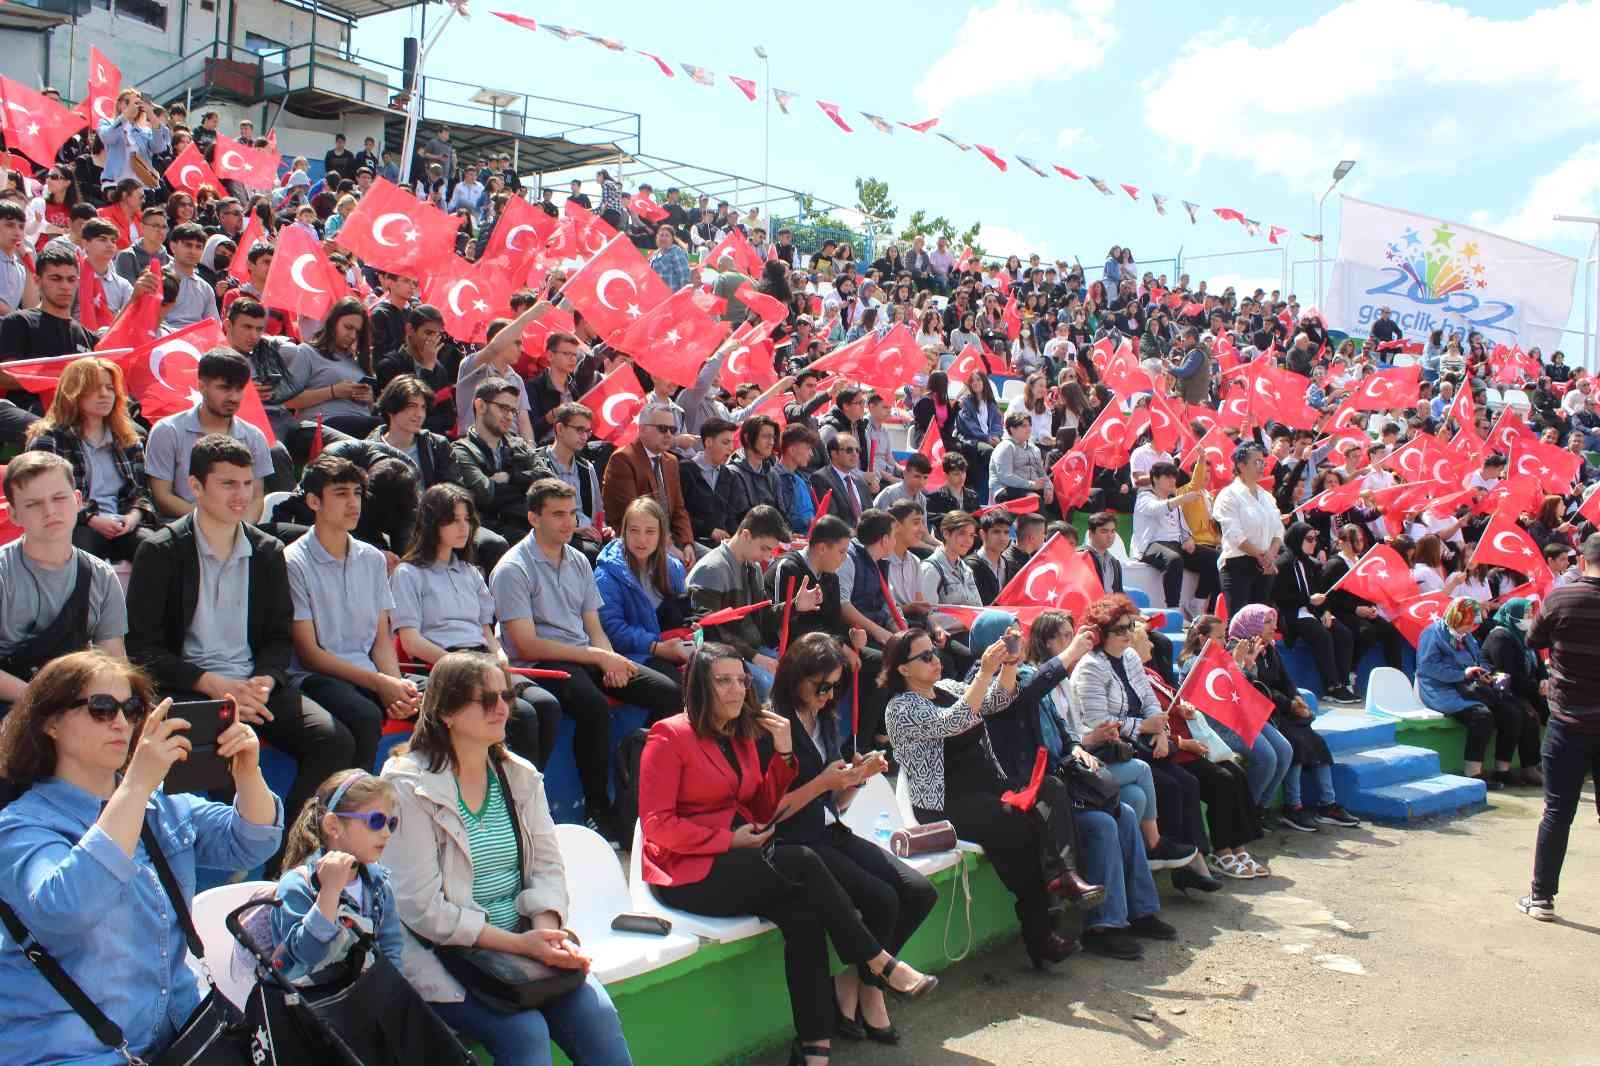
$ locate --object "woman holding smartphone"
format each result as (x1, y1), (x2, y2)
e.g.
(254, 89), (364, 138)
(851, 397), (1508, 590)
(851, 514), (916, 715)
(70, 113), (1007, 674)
(640, 644), (937, 1066)
(0, 650), (281, 1065)
(766, 634), (937, 1045)
(282, 296), (382, 438)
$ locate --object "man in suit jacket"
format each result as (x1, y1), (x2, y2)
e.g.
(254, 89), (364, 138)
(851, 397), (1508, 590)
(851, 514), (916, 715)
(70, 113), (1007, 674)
(125, 434), (353, 866)
(602, 401), (696, 563)
(809, 432), (873, 527)
(1083, 510), (1125, 593)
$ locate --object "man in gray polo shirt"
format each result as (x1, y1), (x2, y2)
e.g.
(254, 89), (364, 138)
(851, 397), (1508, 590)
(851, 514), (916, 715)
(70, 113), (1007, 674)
(146, 349), (275, 521)
(490, 478), (681, 840)
(163, 222), (221, 331)
(285, 455), (420, 774)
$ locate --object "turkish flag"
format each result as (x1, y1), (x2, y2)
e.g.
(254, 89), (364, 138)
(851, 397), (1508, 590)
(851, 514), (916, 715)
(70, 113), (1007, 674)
(518, 305), (578, 371)
(706, 229), (763, 276)
(697, 599), (773, 628)
(808, 324), (923, 391)
(1213, 385), (1251, 432)
(1101, 339), (1153, 397)
(1184, 402), (1219, 435)
(0, 348), (130, 402)
(491, 10), (539, 30)
(1002, 294), (1021, 341)
(333, 177), (461, 279)
(228, 211), (266, 284)
(611, 286), (731, 388)
(994, 269), (1013, 297)
(1507, 437), (1581, 496)
(815, 100), (854, 132)
(1175, 639), (1276, 746)
(477, 192), (558, 274)
(1392, 591), (1452, 648)
(1327, 544), (1417, 610)
(576, 363), (647, 446)
(211, 132), (280, 189)
(947, 343), (991, 381)
(1145, 391), (1194, 455)
(976, 495), (1041, 517)
(548, 199), (618, 263)
(1303, 478), (1368, 514)
(1078, 402), (1135, 468)
(164, 142), (223, 196)
(1181, 425), (1234, 488)
(1348, 365), (1421, 412)
(77, 46), (122, 130)
(97, 260), (163, 352)
(423, 255), (514, 344)
(123, 318), (228, 420)
(1446, 384), (1474, 428)
(1051, 446), (1092, 512)
(261, 225), (349, 321)
(1323, 393), (1364, 432)
(1577, 484), (1600, 528)
(734, 282), (787, 337)
(628, 192), (668, 224)
(1487, 407), (1538, 457)
(992, 532), (1104, 616)
(718, 324), (778, 392)
(559, 234), (671, 345)
(1381, 434), (1447, 483)
(76, 254), (115, 333)
(1470, 512), (1546, 576)
(1474, 473), (1545, 519)
(1367, 479), (1445, 527)
(1444, 425), (1486, 465)
(1247, 363), (1318, 429)
(917, 427), (949, 492)
(973, 144), (1009, 172)
(1317, 426), (1370, 468)
(0, 76), (87, 167)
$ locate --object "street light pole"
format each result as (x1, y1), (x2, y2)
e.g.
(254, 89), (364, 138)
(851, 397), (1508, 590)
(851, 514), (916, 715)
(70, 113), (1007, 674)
(755, 45), (770, 224)
(1553, 214), (1600, 368)
(400, 0), (469, 190)
(1316, 159), (1357, 311)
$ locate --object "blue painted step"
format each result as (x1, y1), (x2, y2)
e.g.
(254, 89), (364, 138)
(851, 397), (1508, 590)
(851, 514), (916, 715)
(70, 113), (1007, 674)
(1312, 713), (1397, 755)
(1331, 744), (1441, 793)
(1341, 773), (1488, 820)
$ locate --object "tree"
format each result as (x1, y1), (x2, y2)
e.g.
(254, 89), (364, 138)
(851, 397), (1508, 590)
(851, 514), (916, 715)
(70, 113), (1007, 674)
(854, 176), (896, 225)
(897, 210), (986, 258)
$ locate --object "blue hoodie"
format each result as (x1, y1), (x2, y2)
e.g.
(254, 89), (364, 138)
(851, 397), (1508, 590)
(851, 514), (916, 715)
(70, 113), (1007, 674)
(594, 536), (686, 662)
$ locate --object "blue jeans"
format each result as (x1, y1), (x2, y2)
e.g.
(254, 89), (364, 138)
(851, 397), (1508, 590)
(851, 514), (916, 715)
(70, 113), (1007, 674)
(1213, 720), (1294, 808)
(1105, 756), (1157, 822)
(749, 647), (777, 702)
(431, 977), (632, 1066)
(1283, 763), (1335, 809)
(1077, 802), (1160, 930)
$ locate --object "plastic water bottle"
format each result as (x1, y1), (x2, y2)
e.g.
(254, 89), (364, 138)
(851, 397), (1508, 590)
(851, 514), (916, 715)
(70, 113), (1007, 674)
(874, 812), (893, 846)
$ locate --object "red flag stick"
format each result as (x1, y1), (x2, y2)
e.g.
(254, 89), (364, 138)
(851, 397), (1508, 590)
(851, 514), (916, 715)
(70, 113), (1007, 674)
(778, 576), (797, 656)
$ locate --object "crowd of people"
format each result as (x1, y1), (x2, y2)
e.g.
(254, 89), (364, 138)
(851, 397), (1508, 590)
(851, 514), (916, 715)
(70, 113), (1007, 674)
(0, 89), (1599, 1066)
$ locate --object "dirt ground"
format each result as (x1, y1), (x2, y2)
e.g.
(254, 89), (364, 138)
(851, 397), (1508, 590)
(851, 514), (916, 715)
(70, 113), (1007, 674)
(754, 783), (1600, 1066)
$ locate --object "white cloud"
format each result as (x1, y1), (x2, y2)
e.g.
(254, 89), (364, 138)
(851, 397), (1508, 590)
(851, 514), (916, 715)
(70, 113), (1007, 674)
(1479, 142), (1600, 247)
(1141, 0), (1600, 193)
(1056, 127), (1089, 150)
(981, 224), (1049, 261)
(914, 0), (1118, 117)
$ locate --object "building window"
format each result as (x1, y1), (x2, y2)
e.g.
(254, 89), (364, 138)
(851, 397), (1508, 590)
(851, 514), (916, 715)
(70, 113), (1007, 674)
(116, 0), (167, 28)
(243, 31), (289, 56)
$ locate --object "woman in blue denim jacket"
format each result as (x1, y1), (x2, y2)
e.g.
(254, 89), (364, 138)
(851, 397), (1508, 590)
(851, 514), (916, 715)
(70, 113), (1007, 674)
(0, 650), (281, 1065)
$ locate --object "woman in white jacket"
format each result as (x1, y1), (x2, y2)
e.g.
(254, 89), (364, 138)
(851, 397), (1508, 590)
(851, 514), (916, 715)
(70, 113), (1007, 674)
(382, 651), (633, 1066)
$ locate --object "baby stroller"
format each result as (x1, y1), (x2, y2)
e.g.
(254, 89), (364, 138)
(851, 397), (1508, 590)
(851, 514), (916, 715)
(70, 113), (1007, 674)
(225, 896), (477, 1066)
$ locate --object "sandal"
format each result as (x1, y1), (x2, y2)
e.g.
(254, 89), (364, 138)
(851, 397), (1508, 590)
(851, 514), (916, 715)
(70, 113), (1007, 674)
(788, 1040), (830, 1066)
(1236, 851), (1271, 877)
(1215, 854), (1256, 880)
(860, 956), (939, 999)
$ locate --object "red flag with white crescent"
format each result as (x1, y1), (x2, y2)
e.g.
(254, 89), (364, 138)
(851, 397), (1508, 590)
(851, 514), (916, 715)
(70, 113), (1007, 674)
(577, 363), (647, 446)
(991, 532), (1103, 616)
(1174, 640), (1275, 746)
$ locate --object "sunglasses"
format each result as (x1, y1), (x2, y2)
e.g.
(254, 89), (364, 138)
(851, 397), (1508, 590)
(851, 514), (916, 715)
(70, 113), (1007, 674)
(907, 649), (940, 665)
(475, 689), (516, 708)
(812, 679), (838, 697)
(72, 694), (147, 722)
(1106, 623), (1135, 636)
(334, 810), (400, 833)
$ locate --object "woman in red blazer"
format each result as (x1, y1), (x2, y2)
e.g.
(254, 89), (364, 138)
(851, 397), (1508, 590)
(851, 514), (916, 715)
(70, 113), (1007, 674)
(641, 643), (937, 1066)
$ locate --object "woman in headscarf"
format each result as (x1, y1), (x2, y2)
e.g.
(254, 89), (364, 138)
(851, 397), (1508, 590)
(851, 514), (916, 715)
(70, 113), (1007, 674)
(1476, 598), (1548, 787)
(1416, 597), (1522, 789)
(1272, 521), (1358, 702)
(198, 233), (236, 290)
(1227, 604), (1358, 833)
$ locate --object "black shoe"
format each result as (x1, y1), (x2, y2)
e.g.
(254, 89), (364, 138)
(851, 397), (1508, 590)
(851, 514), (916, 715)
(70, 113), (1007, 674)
(788, 1040), (830, 1066)
(833, 1002), (864, 1040)
(1281, 807), (1321, 832)
(1129, 914), (1179, 940)
(1170, 866), (1222, 895)
(1315, 804), (1361, 827)
(1082, 927), (1144, 960)
(1146, 837), (1200, 871)
(1469, 772), (1505, 792)
(856, 1006), (899, 1045)
(1326, 685), (1359, 703)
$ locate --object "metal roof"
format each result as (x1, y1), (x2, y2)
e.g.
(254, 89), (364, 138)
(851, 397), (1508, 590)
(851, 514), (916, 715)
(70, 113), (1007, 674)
(277, 0), (435, 23)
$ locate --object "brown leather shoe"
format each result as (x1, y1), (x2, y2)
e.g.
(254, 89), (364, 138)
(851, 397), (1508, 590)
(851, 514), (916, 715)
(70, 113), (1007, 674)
(1047, 871), (1107, 908)
(1027, 931), (1080, 970)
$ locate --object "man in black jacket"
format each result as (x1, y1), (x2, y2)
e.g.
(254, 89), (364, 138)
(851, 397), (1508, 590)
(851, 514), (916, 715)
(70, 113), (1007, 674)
(680, 417), (743, 553)
(126, 434), (353, 865)
(373, 304), (459, 435)
(451, 377), (553, 543)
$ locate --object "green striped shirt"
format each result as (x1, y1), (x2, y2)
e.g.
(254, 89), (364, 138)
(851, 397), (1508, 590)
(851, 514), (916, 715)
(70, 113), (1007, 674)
(459, 772), (522, 931)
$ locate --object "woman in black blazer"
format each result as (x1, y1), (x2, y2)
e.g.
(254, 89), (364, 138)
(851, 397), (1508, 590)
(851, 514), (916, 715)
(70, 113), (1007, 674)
(769, 633), (937, 1045)
(910, 371), (957, 450)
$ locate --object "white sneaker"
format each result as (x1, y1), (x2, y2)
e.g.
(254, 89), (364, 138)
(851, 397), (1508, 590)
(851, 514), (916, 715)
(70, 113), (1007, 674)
(1516, 895), (1555, 922)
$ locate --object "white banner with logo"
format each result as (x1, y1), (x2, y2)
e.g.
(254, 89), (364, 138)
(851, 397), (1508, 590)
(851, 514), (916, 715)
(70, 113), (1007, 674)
(1327, 196), (1578, 354)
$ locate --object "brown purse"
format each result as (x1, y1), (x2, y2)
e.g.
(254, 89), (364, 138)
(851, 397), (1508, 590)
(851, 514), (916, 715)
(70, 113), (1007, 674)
(890, 820), (957, 857)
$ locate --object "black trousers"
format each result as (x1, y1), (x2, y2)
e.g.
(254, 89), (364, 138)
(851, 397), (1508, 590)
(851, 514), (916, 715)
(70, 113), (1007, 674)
(299, 675), (386, 775)
(656, 845), (883, 1042)
(1289, 616), (1355, 689)
(1452, 691), (1541, 766)
(805, 823), (937, 959)
(842, 646), (886, 753)
(1181, 757), (1259, 851)
(1335, 612), (1407, 671)
(919, 791), (1053, 953)
(1532, 716), (1600, 899)
(1147, 756), (1211, 855)
(165, 682), (353, 873)
(531, 659), (681, 818)
(1140, 541), (1220, 608)
(72, 521), (159, 563)
(1219, 555), (1272, 614)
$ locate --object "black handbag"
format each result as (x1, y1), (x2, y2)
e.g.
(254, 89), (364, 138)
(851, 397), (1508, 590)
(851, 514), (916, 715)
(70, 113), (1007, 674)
(428, 758), (586, 1013)
(1060, 756), (1123, 813)
(0, 816), (252, 1066)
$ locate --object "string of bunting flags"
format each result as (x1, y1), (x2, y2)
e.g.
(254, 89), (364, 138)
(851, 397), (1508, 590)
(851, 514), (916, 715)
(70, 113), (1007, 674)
(489, 10), (1315, 249)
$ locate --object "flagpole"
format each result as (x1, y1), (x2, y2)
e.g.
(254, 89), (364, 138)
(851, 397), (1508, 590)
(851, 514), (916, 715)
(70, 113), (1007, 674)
(400, 0), (469, 191)
(1553, 216), (1600, 369)
(755, 45), (770, 223)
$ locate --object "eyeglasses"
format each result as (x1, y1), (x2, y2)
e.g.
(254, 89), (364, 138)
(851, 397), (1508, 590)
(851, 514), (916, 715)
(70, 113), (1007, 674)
(561, 423), (593, 436)
(643, 423), (676, 433)
(711, 674), (750, 689)
(474, 689), (516, 708)
(486, 400), (519, 416)
(334, 810), (400, 833)
(907, 649), (940, 665)
(812, 679), (838, 697)
(71, 694), (147, 722)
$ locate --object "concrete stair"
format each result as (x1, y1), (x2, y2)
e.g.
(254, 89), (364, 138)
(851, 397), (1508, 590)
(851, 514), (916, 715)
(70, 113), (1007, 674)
(1313, 713), (1487, 821)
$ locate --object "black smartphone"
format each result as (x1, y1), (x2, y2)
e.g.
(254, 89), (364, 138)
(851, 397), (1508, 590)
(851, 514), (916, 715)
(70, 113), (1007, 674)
(610, 912), (672, 936)
(163, 698), (236, 795)
(1003, 632), (1020, 655)
(359, 375), (380, 393)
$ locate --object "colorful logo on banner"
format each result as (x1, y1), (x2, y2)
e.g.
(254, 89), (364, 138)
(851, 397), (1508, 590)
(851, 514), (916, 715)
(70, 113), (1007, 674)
(1366, 222), (1514, 338)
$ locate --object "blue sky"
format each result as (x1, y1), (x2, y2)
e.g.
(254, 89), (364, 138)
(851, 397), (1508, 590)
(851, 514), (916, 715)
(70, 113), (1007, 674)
(353, 0), (1600, 348)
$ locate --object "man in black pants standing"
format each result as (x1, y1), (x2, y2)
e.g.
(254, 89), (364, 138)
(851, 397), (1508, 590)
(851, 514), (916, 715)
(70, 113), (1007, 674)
(127, 434), (352, 871)
(1520, 532), (1600, 922)
(491, 478), (681, 840)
